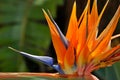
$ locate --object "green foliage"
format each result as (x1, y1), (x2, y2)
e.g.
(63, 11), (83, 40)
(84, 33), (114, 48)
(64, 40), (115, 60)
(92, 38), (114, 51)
(0, 0), (63, 72)
(94, 62), (120, 80)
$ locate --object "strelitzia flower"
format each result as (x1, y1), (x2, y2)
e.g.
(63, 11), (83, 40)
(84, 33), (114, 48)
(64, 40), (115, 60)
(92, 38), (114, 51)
(9, 0), (120, 79)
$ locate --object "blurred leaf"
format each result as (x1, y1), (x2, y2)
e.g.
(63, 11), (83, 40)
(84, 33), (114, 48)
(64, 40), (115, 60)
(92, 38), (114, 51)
(0, 0), (63, 72)
(29, 0), (63, 19)
(113, 62), (120, 80)
(105, 66), (117, 80)
(0, 47), (18, 71)
(94, 62), (120, 80)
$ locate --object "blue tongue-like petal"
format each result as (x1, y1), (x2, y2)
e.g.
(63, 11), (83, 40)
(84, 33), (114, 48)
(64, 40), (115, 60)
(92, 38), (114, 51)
(9, 47), (54, 66)
(52, 64), (64, 74)
(9, 47), (64, 74)
(20, 52), (54, 66)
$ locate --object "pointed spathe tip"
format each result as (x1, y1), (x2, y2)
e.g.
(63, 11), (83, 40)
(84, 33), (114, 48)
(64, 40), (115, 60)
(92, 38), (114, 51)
(8, 47), (20, 53)
(73, 1), (76, 6)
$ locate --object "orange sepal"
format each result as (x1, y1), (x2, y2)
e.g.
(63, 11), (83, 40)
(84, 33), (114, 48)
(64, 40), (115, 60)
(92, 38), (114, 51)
(66, 1), (78, 41)
(88, 6), (120, 62)
(76, 4), (89, 65)
(94, 45), (120, 63)
(43, 10), (66, 67)
(63, 44), (75, 74)
(88, 0), (98, 34)
(86, 0), (109, 52)
(87, 0), (98, 51)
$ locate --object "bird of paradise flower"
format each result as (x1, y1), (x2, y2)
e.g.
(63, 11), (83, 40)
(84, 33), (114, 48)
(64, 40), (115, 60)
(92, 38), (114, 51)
(9, 0), (120, 79)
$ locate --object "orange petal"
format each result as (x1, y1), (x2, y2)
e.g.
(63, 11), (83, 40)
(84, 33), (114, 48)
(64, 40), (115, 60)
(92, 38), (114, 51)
(109, 51), (120, 62)
(94, 45), (120, 62)
(88, 0), (98, 34)
(75, 0), (90, 57)
(77, 10), (88, 61)
(87, 0), (98, 51)
(77, 0), (90, 65)
(97, 8), (120, 44)
(64, 44), (75, 74)
(86, 0), (109, 52)
(77, 45), (90, 66)
(66, 1), (77, 41)
(43, 10), (66, 67)
(77, 1), (89, 51)
(97, 49), (120, 68)
(78, 0), (90, 26)
(88, 5), (120, 62)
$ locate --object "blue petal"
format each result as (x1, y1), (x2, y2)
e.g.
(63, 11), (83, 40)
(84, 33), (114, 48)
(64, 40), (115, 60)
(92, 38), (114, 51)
(52, 64), (64, 74)
(9, 47), (65, 74)
(9, 47), (54, 66)
(20, 52), (54, 66)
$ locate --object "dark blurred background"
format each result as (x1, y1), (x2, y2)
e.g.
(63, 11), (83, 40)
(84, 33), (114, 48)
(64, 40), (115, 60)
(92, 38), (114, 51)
(0, 0), (119, 80)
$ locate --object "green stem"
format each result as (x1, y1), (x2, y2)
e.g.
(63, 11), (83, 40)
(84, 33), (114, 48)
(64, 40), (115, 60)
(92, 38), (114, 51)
(19, 0), (33, 49)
